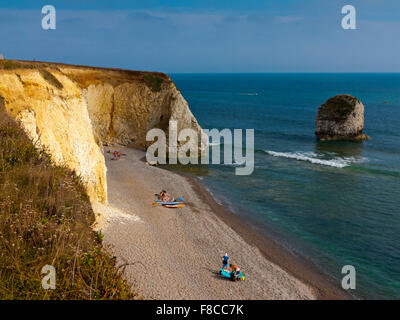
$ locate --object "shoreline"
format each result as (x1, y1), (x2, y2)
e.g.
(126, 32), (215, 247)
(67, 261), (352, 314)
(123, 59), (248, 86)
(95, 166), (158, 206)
(99, 146), (353, 299)
(181, 173), (355, 300)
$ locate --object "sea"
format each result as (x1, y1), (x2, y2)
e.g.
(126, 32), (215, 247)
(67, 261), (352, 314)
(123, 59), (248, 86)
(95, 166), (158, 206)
(169, 73), (400, 300)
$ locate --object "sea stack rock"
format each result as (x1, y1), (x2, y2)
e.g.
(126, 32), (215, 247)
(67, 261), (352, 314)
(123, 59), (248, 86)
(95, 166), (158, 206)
(315, 94), (369, 141)
(0, 54), (4, 60)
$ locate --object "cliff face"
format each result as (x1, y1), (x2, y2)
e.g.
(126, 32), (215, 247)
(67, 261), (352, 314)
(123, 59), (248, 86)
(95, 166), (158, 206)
(72, 69), (204, 150)
(0, 60), (206, 203)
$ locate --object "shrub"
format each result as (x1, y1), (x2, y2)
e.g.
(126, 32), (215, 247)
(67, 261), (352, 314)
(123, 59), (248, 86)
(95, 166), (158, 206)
(0, 109), (136, 299)
(143, 74), (163, 92)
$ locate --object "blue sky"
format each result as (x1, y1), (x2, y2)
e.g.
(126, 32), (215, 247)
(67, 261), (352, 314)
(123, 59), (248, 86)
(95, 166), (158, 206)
(0, 0), (399, 73)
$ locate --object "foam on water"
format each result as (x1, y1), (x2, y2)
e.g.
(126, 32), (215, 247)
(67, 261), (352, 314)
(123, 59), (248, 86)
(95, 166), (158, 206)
(171, 73), (400, 299)
(221, 161), (247, 167)
(238, 92), (258, 96)
(265, 150), (366, 168)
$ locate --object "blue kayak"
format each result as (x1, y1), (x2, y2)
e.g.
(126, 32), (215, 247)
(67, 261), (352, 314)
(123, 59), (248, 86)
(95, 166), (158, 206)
(219, 268), (246, 281)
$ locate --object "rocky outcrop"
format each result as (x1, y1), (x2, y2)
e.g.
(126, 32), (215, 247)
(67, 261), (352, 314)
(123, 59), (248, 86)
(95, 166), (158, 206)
(78, 72), (205, 151)
(0, 60), (207, 203)
(315, 94), (369, 141)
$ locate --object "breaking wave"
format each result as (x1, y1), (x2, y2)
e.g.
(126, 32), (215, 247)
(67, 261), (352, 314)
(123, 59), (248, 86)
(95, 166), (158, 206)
(221, 161), (247, 167)
(238, 92), (258, 96)
(264, 150), (366, 168)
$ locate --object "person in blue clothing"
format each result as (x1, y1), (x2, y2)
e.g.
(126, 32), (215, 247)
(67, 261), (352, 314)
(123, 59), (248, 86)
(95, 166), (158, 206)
(222, 253), (229, 270)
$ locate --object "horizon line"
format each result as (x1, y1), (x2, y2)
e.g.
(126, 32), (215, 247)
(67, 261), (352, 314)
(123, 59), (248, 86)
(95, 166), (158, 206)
(168, 71), (400, 75)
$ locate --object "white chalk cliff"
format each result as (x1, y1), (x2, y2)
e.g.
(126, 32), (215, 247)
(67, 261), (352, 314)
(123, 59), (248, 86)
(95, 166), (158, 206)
(0, 60), (207, 203)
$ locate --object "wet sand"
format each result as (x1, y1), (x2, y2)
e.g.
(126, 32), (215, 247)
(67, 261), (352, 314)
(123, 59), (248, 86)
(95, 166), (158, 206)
(95, 146), (351, 300)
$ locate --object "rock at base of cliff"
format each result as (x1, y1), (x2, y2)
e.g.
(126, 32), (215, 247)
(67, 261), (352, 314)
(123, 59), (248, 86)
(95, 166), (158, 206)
(315, 94), (369, 141)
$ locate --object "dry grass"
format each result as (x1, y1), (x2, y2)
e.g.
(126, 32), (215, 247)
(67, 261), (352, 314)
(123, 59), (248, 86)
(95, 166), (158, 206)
(0, 60), (27, 70)
(143, 74), (164, 92)
(0, 59), (170, 90)
(0, 108), (136, 300)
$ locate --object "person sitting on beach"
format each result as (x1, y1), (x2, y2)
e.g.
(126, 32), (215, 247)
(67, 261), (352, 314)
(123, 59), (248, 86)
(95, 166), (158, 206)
(112, 151), (119, 160)
(111, 151), (126, 160)
(222, 253), (229, 270)
(230, 263), (240, 275)
(111, 151), (122, 160)
(159, 190), (171, 202)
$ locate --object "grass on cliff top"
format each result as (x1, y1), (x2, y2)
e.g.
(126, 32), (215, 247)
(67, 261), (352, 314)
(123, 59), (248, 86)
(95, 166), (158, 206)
(0, 60), (56, 71)
(0, 59), (171, 91)
(143, 74), (164, 92)
(0, 108), (136, 300)
(319, 95), (361, 123)
(0, 60), (63, 90)
(0, 60), (20, 70)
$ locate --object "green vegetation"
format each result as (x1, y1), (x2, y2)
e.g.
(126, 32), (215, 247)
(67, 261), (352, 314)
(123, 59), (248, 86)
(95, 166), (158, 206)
(0, 60), (22, 70)
(0, 61), (63, 90)
(319, 95), (358, 123)
(0, 108), (136, 299)
(39, 69), (64, 90)
(143, 74), (164, 92)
